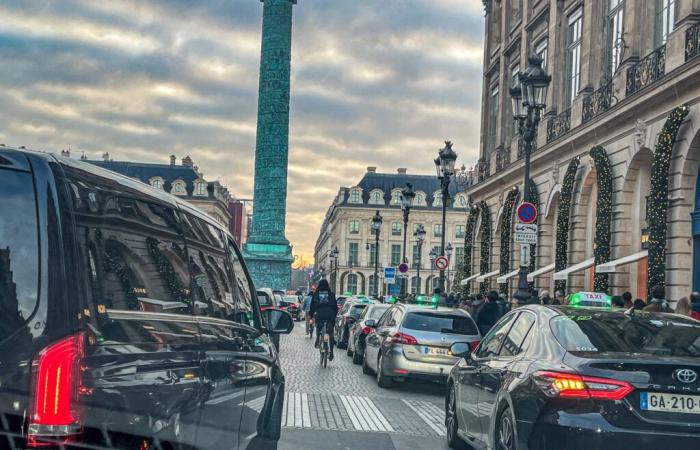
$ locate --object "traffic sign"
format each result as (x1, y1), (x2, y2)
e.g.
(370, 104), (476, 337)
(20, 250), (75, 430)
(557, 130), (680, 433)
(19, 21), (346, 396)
(398, 263), (409, 273)
(384, 267), (396, 284)
(514, 233), (537, 244)
(514, 222), (538, 244)
(520, 244), (530, 265)
(516, 202), (538, 224)
(435, 256), (449, 270)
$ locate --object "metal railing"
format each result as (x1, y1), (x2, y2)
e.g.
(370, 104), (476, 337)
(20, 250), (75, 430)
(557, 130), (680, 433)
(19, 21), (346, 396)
(687, 22), (700, 62)
(582, 81), (616, 123)
(626, 45), (666, 96)
(546, 109), (571, 143)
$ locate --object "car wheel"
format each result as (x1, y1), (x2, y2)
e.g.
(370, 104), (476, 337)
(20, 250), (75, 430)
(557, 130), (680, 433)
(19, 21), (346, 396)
(446, 385), (469, 450)
(352, 342), (363, 365)
(376, 354), (393, 388)
(346, 345), (353, 357)
(337, 330), (347, 349)
(496, 407), (516, 450)
(362, 351), (373, 375)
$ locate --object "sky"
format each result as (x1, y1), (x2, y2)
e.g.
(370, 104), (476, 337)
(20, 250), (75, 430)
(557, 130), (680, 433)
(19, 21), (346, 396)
(0, 0), (485, 263)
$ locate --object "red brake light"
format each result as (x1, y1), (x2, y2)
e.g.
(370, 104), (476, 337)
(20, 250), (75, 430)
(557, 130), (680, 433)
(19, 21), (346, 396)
(387, 332), (418, 346)
(362, 326), (372, 334)
(468, 340), (480, 352)
(28, 333), (85, 447)
(533, 371), (633, 401)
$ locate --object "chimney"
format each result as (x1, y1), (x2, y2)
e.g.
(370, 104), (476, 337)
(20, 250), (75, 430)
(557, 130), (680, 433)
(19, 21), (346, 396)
(366, 166), (376, 173)
(182, 155), (193, 167)
(102, 152), (109, 162)
(170, 154), (176, 165)
(397, 168), (407, 174)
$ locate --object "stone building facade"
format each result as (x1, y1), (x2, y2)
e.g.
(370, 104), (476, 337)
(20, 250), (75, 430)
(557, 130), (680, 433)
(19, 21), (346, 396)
(314, 168), (472, 296)
(467, 0), (700, 301)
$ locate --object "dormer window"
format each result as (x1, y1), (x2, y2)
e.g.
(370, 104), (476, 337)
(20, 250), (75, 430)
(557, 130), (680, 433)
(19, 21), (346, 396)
(391, 190), (402, 205)
(433, 191), (443, 207)
(349, 189), (362, 204)
(369, 189), (384, 205)
(171, 180), (186, 195)
(414, 191), (426, 206)
(149, 177), (164, 190)
(195, 181), (207, 196)
(455, 194), (468, 208)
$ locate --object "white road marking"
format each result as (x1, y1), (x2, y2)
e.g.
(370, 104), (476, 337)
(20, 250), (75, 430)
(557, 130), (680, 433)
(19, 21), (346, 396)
(283, 392), (311, 428)
(340, 395), (394, 432)
(402, 400), (446, 436)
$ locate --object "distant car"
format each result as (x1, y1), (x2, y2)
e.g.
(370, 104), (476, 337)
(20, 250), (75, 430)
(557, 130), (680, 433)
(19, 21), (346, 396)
(334, 299), (373, 349)
(445, 304), (700, 450)
(256, 288), (278, 311)
(363, 304), (480, 388)
(347, 303), (391, 364)
(280, 295), (302, 321)
(336, 296), (349, 311)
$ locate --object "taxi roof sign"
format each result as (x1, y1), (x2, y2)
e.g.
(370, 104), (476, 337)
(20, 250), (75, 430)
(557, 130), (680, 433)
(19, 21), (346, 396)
(569, 292), (612, 308)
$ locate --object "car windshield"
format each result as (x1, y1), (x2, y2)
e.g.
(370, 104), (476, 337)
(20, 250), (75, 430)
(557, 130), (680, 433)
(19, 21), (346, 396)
(403, 311), (479, 335)
(550, 312), (700, 357)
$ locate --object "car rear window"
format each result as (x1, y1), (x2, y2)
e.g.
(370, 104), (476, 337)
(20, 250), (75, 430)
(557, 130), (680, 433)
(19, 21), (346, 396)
(368, 305), (390, 320)
(550, 312), (700, 357)
(0, 169), (40, 342)
(403, 312), (479, 335)
(349, 304), (368, 317)
(258, 294), (272, 307)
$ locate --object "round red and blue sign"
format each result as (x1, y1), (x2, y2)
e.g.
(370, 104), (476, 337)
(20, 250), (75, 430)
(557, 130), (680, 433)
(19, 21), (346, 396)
(516, 202), (538, 224)
(398, 263), (409, 273)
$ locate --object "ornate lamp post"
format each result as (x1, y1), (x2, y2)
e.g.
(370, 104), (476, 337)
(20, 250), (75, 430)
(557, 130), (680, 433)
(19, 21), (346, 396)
(371, 210), (383, 298)
(413, 224), (426, 294)
(429, 249), (437, 293)
(400, 183), (416, 296)
(445, 242), (454, 292)
(329, 246), (339, 292)
(510, 55), (551, 305)
(434, 141), (458, 293)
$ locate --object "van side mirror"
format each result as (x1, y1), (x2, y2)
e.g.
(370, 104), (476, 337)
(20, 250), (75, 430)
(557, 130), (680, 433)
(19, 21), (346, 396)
(450, 342), (472, 359)
(264, 308), (294, 334)
(365, 319), (377, 328)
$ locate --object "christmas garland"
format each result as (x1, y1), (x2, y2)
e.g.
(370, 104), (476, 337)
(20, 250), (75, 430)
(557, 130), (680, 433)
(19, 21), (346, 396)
(457, 206), (478, 295)
(478, 200), (492, 294)
(499, 187), (519, 294)
(555, 157), (581, 293)
(526, 180), (538, 290)
(647, 105), (690, 290)
(146, 237), (187, 304)
(103, 239), (139, 310)
(590, 146), (613, 292)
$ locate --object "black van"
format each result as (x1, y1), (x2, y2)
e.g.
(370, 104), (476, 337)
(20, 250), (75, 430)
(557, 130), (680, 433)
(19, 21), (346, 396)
(0, 146), (293, 450)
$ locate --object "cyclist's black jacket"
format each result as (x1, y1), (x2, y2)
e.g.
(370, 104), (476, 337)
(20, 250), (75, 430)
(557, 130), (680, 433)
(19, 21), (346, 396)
(309, 290), (337, 324)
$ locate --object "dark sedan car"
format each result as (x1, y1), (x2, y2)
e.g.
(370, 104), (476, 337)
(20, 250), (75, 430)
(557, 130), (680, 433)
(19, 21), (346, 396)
(347, 303), (391, 364)
(334, 300), (373, 349)
(445, 304), (700, 450)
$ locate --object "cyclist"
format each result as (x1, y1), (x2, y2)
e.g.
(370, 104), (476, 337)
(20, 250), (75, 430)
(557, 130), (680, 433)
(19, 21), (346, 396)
(309, 279), (337, 361)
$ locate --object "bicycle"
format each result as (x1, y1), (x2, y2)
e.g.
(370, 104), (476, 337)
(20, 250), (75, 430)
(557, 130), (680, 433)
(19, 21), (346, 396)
(318, 321), (331, 368)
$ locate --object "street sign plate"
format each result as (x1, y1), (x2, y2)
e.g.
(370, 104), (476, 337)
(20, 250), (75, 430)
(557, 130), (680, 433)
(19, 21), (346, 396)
(384, 267), (396, 284)
(398, 263), (409, 273)
(514, 223), (538, 234)
(435, 256), (449, 270)
(514, 233), (537, 244)
(517, 202), (538, 224)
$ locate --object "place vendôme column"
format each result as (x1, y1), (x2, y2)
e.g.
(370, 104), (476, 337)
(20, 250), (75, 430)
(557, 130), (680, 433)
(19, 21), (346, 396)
(243, 0), (297, 290)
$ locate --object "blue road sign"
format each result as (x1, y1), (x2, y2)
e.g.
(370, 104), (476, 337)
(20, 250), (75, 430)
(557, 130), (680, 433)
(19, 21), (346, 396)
(384, 267), (396, 279)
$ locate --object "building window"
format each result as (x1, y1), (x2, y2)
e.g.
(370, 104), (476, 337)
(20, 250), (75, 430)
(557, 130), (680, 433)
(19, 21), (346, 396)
(456, 225), (466, 239)
(348, 242), (359, 266)
(348, 219), (360, 234)
(391, 244), (402, 266)
(391, 190), (402, 205)
(369, 243), (379, 266)
(410, 276), (421, 294)
(368, 275), (378, 296)
(172, 181), (185, 195)
(412, 223), (423, 234)
(566, 8), (583, 107)
(433, 191), (443, 207)
(506, 65), (519, 144)
(392, 222), (402, 236)
(608, 0), (624, 76)
(195, 181), (207, 196)
(149, 177), (163, 190)
(488, 85), (499, 150)
(535, 39), (548, 70)
(455, 247), (465, 266)
(346, 274), (358, 295)
(369, 190), (384, 205)
(434, 224), (443, 238)
(414, 193), (423, 206)
(655, 0), (675, 47)
(455, 194), (468, 208)
(349, 189), (361, 204)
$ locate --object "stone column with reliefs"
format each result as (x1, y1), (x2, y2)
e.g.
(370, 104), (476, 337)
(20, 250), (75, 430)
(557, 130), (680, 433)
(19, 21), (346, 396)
(244, 0), (297, 290)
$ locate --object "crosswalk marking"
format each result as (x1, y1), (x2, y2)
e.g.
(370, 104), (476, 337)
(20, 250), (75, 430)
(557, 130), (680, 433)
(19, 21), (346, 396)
(402, 399), (446, 436)
(282, 392), (312, 428)
(340, 395), (394, 432)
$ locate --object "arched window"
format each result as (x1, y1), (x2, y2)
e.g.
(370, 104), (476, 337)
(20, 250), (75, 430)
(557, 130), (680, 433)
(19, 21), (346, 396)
(171, 180), (186, 195)
(347, 274), (358, 295)
(149, 177), (164, 190)
(431, 277), (440, 291)
(414, 192), (425, 206)
(391, 190), (402, 205)
(369, 190), (384, 205)
(349, 189), (362, 204)
(433, 191), (443, 207)
(455, 194), (468, 207)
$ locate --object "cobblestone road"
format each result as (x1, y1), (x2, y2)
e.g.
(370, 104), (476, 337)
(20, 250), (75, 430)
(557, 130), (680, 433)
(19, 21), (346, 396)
(272, 322), (450, 449)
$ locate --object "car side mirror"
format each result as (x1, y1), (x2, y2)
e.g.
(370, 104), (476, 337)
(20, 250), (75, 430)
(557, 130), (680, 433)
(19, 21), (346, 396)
(450, 342), (472, 359)
(263, 308), (294, 334)
(365, 319), (377, 328)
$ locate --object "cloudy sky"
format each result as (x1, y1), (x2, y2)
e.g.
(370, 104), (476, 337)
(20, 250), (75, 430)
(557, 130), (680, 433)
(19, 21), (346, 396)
(0, 0), (485, 262)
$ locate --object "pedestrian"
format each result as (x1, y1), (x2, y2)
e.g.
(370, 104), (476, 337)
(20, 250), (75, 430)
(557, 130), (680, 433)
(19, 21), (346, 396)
(540, 290), (552, 305)
(476, 291), (503, 335)
(690, 292), (700, 320)
(612, 296), (625, 308)
(633, 298), (646, 310)
(554, 290), (565, 305)
(675, 297), (692, 317)
(644, 285), (670, 312)
(447, 293), (456, 308)
(622, 291), (633, 309)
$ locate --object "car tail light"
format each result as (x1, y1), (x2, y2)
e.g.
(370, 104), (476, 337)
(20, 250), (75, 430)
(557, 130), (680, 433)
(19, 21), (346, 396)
(387, 332), (418, 346)
(468, 341), (480, 352)
(533, 371), (633, 401)
(362, 326), (372, 334)
(28, 333), (86, 447)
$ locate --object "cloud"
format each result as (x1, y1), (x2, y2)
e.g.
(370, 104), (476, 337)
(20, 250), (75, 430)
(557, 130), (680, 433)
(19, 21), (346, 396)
(0, 0), (484, 263)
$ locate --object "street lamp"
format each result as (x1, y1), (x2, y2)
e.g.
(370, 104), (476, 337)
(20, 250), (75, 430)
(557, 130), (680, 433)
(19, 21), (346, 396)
(445, 242), (453, 292)
(434, 141), (457, 293)
(400, 183), (416, 296)
(510, 55), (551, 305)
(413, 224), (426, 294)
(371, 210), (383, 298)
(329, 247), (339, 292)
(429, 248), (437, 293)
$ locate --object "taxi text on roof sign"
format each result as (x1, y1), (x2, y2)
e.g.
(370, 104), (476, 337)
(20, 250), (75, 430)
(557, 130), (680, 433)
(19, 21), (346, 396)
(569, 292), (612, 308)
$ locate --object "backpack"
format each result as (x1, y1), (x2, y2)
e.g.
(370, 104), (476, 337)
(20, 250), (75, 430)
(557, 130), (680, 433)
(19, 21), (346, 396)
(317, 291), (332, 306)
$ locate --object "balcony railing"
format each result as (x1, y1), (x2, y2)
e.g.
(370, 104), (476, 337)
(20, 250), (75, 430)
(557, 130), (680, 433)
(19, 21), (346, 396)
(626, 45), (666, 96)
(687, 22), (700, 62)
(582, 81), (616, 123)
(477, 157), (491, 182)
(546, 109), (571, 143)
(495, 148), (510, 172)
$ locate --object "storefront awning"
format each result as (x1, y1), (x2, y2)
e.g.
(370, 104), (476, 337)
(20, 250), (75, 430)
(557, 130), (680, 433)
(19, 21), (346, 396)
(596, 250), (648, 273)
(527, 263), (556, 282)
(553, 257), (595, 281)
(477, 270), (500, 283)
(460, 273), (481, 286)
(496, 268), (520, 284)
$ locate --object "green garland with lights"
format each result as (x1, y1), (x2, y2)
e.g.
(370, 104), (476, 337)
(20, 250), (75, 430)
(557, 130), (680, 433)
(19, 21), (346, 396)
(499, 187), (520, 294)
(457, 207), (478, 295)
(103, 239), (139, 310)
(590, 146), (612, 292)
(647, 105), (690, 290)
(146, 237), (188, 304)
(526, 180), (538, 290)
(478, 201), (492, 294)
(555, 157), (581, 293)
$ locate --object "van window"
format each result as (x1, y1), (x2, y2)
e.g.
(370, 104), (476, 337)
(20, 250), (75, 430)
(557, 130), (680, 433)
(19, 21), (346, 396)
(0, 169), (40, 342)
(226, 238), (259, 328)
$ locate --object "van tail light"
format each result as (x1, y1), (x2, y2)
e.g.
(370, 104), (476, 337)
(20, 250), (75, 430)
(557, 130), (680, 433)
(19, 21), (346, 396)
(386, 332), (418, 346)
(28, 333), (86, 447)
(533, 371), (633, 401)
(468, 341), (480, 352)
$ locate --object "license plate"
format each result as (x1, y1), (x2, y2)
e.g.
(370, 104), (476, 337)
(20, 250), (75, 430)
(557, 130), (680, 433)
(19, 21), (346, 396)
(640, 392), (700, 414)
(421, 346), (448, 356)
